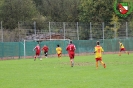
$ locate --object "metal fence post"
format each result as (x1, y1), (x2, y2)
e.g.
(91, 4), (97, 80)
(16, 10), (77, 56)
(18, 22), (21, 59)
(126, 22), (128, 39)
(24, 40), (26, 59)
(18, 22), (20, 41)
(102, 22), (104, 40)
(19, 41), (20, 59)
(77, 22), (79, 40)
(49, 22), (51, 40)
(114, 22), (116, 39)
(2, 42), (4, 59)
(90, 22), (92, 40)
(1, 21), (3, 42)
(34, 21), (36, 40)
(63, 22), (66, 40)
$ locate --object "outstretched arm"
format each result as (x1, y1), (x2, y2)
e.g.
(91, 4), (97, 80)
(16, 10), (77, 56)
(33, 47), (36, 51)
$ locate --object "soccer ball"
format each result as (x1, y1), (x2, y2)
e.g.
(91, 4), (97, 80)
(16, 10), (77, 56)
(40, 58), (42, 60)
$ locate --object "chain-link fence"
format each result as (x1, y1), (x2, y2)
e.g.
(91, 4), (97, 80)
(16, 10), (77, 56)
(0, 21), (133, 42)
(1, 39), (133, 59)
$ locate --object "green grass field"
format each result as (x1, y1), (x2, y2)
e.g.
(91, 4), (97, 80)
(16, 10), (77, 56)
(0, 53), (133, 88)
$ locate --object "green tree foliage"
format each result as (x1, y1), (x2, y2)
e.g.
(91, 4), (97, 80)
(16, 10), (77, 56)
(79, 0), (114, 22)
(0, 0), (133, 40)
(0, 0), (38, 30)
(114, 0), (133, 38)
(33, 0), (80, 22)
(78, 0), (115, 39)
(78, 0), (133, 39)
(32, 14), (48, 30)
(0, 0), (4, 19)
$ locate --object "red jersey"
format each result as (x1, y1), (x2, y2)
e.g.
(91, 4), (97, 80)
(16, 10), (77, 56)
(66, 44), (76, 53)
(34, 45), (41, 53)
(42, 46), (49, 52)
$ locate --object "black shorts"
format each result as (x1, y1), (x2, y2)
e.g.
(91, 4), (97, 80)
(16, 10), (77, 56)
(44, 51), (48, 56)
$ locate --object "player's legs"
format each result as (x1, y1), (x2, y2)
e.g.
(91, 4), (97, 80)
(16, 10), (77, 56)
(70, 58), (74, 67)
(58, 53), (61, 58)
(59, 53), (62, 58)
(44, 51), (48, 58)
(96, 58), (106, 68)
(34, 52), (37, 61)
(34, 55), (37, 61)
(119, 48), (122, 56)
(69, 53), (74, 67)
(72, 54), (75, 66)
(95, 58), (99, 69)
(57, 54), (59, 58)
(69, 54), (73, 67)
(119, 48), (124, 56)
(122, 48), (127, 54)
(119, 48), (129, 56)
(34, 52), (40, 61)
(100, 61), (106, 68)
(124, 48), (129, 55)
(71, 59), (74, 67)
(34, 52), (39, 61)
(99, 58), (106, 68)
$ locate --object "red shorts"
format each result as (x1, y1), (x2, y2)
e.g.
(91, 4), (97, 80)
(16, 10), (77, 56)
(68, 52), (75, 59)
(58, 53), (61, 57)
(95, 57), (102, 62)
(120, 48), (126, 52)
(36, 52), (40, 56)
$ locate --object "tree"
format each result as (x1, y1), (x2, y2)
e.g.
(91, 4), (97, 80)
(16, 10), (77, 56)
(0, 0), (38, 30)
(79, 0), (114, 22)
(0, 0), (4, 19)
(33, 0), (80, 22)
(78, 0), (118, 39)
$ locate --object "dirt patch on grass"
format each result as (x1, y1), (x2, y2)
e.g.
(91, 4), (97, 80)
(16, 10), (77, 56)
(0, 51), (132, 60)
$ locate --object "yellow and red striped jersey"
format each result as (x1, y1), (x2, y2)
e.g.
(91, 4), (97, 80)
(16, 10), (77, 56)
(94, 45), (104, 58)
(119, 43), (124, 48)
(56, 47), (62, 54)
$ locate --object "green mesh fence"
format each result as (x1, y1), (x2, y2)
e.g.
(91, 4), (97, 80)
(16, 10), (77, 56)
(0, 42), (21, 58)
(0, 43), (3, 57)
(0, 39), (133, 59)
(24, 40), (69, 56)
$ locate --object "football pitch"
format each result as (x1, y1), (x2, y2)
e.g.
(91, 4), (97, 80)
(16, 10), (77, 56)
(0, 54), (133, 88)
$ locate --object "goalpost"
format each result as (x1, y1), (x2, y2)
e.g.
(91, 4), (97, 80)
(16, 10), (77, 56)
(23, 39), (71, 58)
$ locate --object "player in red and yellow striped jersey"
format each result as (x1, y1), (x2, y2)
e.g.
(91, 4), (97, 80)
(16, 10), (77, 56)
(56, 44), (62, 58)
(119, 41), (129, 56)
(94, 41), (106, 69)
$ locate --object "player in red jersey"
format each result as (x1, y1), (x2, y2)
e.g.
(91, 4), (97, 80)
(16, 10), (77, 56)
(33, 44), (41, 61)
(42, 45), (49, 58)
(66, 41), (76, 67)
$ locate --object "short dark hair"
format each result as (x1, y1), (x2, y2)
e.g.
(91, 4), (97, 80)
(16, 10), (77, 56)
(97, 41), (100, 45)
(57, 44), (59, 47)
(70, 41), (72, 44)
